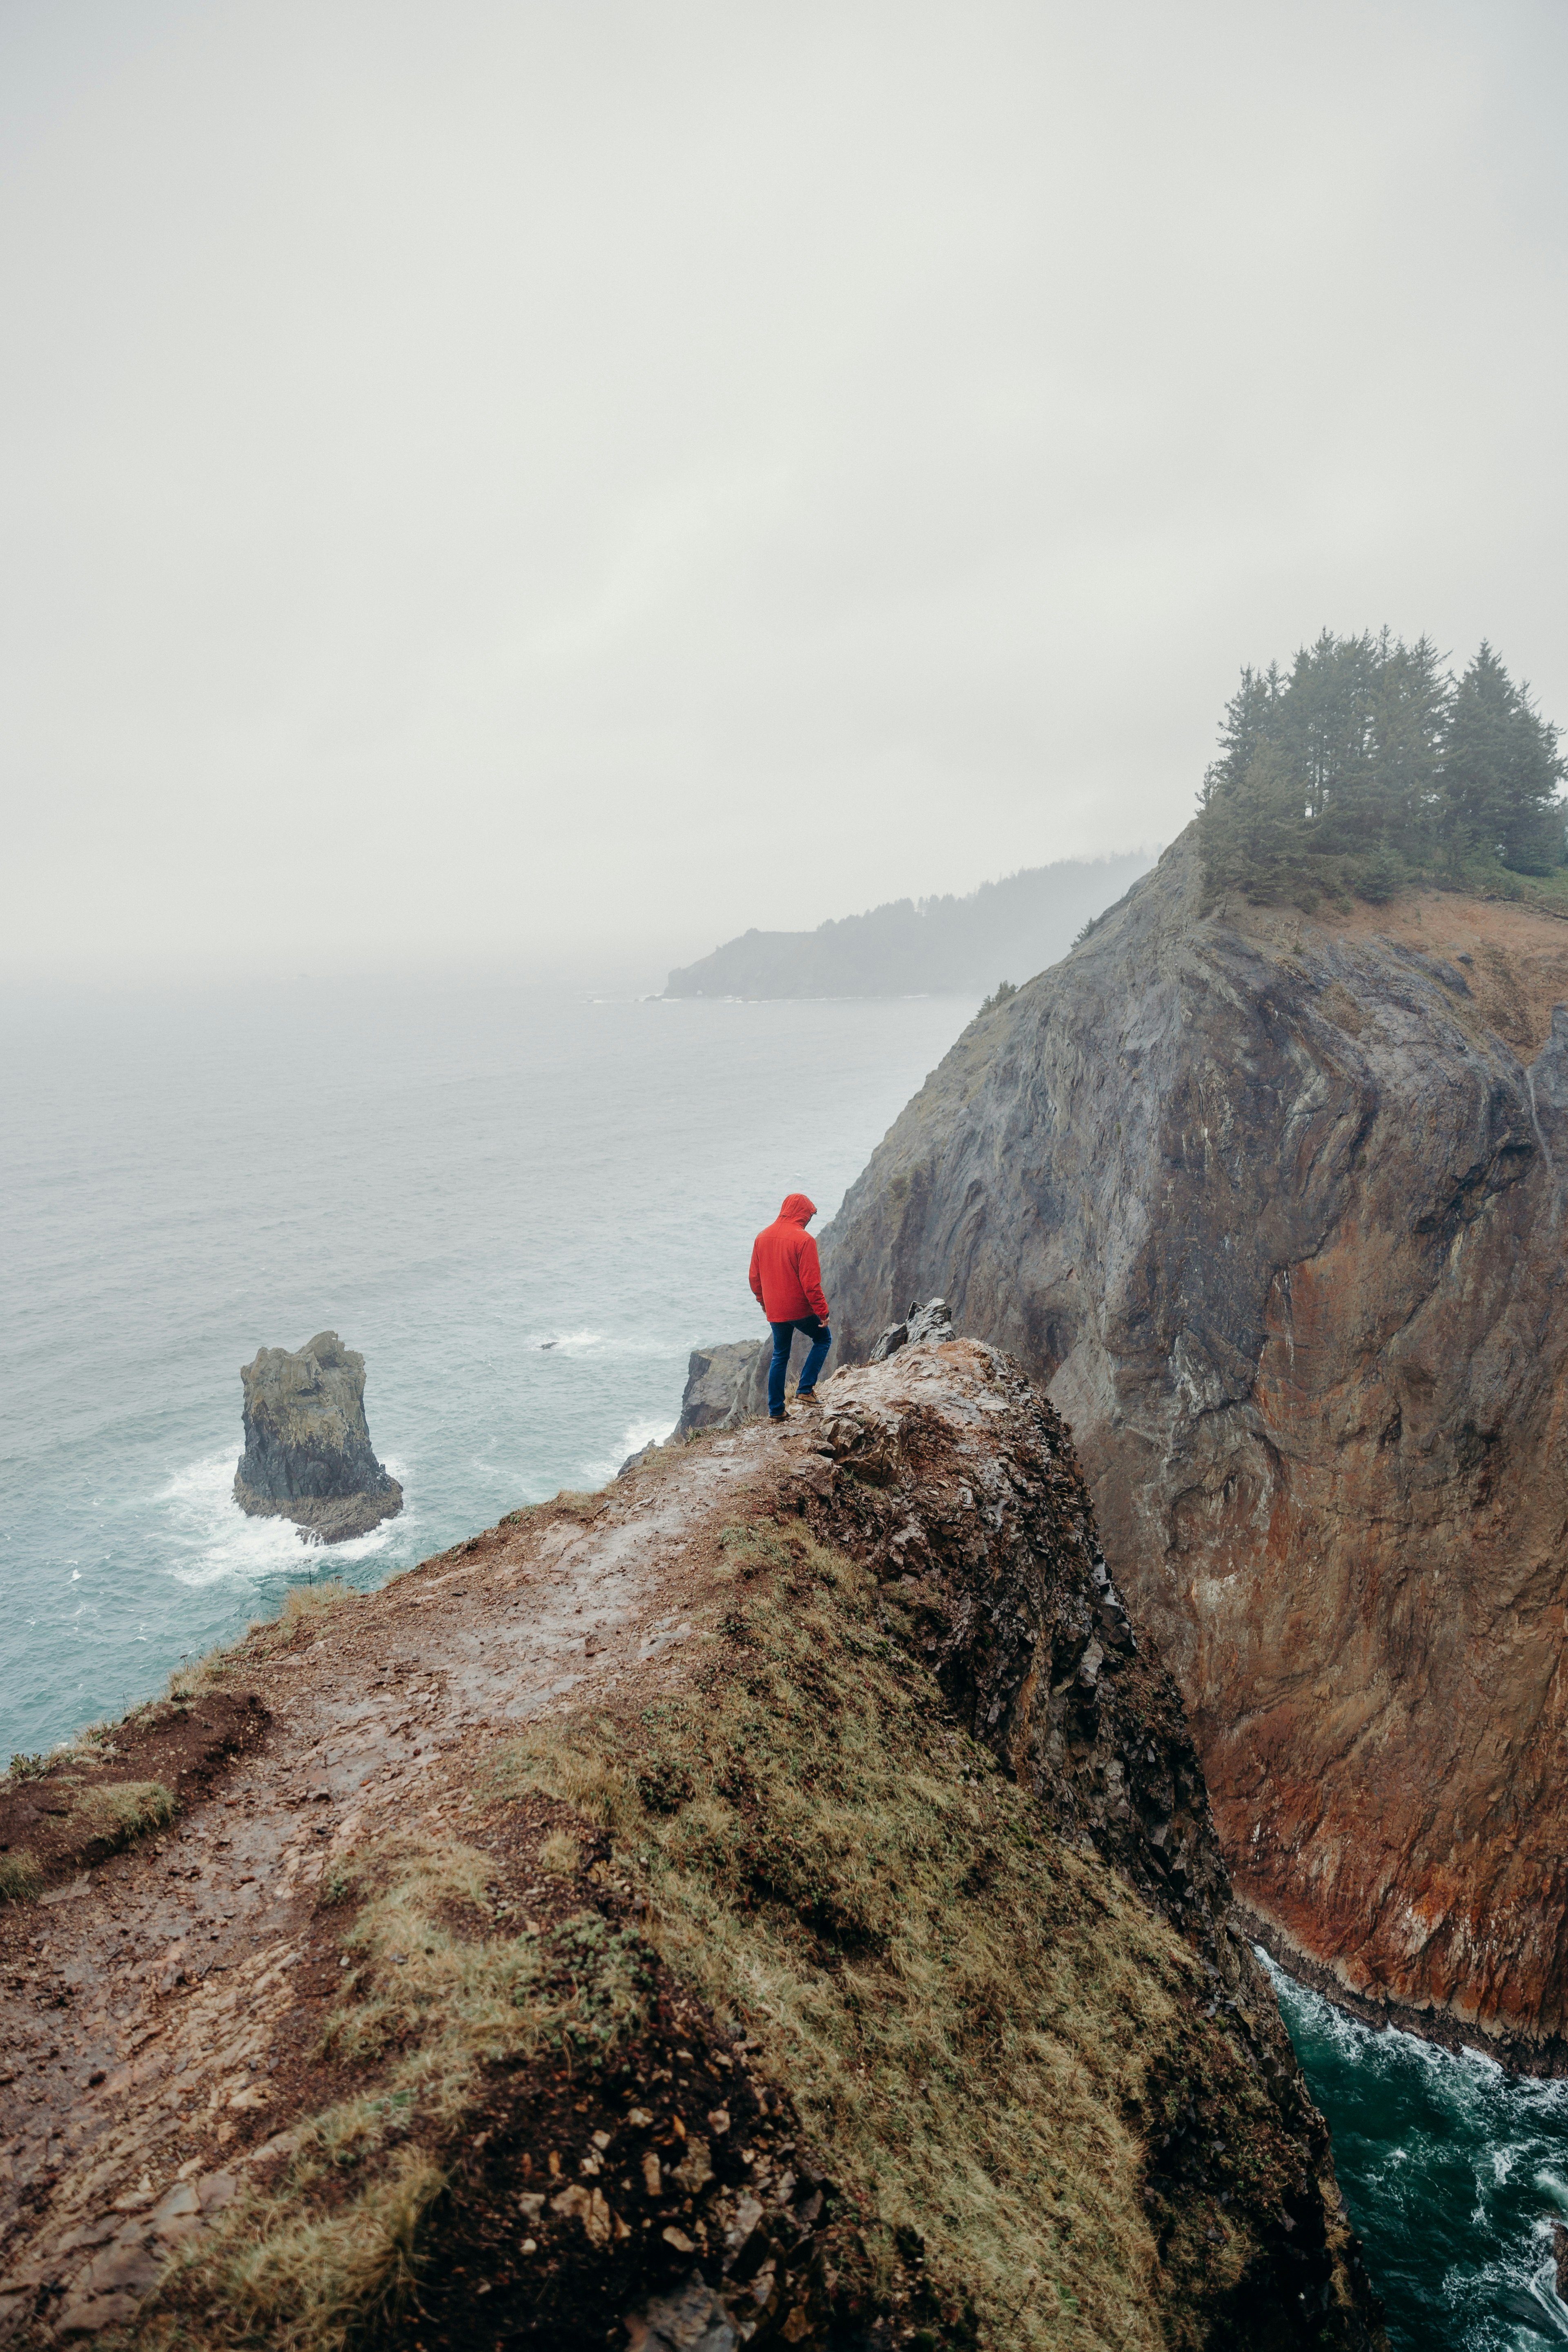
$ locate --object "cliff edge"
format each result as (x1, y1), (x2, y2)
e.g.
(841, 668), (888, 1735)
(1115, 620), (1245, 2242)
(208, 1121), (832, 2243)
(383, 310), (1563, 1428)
(0, 1343), (1381, 2350)
(821, 827), (1568, 2070)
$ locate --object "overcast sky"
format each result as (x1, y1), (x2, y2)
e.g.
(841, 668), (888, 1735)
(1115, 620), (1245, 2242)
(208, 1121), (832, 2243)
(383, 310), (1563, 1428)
(3, 0), (1566, 987)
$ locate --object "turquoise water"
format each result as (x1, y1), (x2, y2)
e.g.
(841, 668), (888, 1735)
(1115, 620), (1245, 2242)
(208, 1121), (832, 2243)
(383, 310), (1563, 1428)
(1265, 1957), (1568, 2348)
(2, 978), (975, 1760)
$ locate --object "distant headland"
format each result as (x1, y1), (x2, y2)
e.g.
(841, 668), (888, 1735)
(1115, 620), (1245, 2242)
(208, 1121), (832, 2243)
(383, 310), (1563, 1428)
(663, 849), (1156, 999)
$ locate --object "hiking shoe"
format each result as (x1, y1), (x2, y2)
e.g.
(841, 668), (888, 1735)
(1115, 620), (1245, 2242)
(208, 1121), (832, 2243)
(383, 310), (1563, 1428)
(794, 1388), (821, 1410)
(769, 1410), (787, 1422)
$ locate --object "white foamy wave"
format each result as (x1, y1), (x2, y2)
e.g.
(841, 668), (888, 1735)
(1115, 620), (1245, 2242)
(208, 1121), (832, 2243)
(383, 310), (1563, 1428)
(576, 1415), (676, 1485)
(528, 1329), (692, 1361)
(155, 1453), (410, 1590)
(1453, 2241), (1568, 2345)
(618, 1416), (675, 1458)
(1260, 1947), (1568, 2346)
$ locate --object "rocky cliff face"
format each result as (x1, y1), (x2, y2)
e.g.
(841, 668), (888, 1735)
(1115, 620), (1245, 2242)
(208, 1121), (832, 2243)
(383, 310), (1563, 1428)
(674, 1338), (769, 1434)
(675, 1331), (837, 1435)
(821, 829), (1568, 2070)
(234, 1330), (401, 1544)
(1, 1344), (1383, 2351)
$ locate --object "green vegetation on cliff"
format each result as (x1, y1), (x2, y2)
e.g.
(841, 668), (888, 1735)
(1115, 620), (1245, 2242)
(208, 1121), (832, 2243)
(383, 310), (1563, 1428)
(2, 1354), (1383, 2352)
(1197, 631), (1566, 909)
(133, 1512), (1374, 2352)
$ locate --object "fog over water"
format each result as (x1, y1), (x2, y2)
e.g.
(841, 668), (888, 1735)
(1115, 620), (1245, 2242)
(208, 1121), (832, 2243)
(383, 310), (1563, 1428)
(2, 1), (1566, 987)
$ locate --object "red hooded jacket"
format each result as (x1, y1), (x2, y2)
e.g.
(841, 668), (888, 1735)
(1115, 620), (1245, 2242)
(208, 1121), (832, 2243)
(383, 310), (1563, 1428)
(749, 1193), (830, 1323)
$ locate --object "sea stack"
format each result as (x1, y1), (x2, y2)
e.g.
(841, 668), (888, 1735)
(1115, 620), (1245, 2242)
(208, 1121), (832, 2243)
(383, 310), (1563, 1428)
(233, 1330), (402, 1544)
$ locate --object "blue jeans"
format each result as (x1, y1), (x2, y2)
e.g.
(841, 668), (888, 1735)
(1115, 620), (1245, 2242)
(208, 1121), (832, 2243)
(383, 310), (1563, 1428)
(768, 1317), (831, 1414)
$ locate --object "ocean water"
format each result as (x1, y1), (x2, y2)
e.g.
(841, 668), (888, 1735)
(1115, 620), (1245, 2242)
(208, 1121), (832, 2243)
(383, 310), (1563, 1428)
(2, 978), (975, 1760)
(1265, 1957), (1568, 2349)
(7, 975), (1568, 2344)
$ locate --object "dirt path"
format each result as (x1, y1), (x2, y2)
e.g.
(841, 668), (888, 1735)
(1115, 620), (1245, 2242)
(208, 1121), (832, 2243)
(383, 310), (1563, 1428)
(0, 1416), (816, 2340)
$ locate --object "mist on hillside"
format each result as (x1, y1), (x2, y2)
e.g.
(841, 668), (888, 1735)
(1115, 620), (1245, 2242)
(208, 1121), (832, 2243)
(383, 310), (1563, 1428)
(666, 851), (1156, 998)
(2, 4), (1566, 988)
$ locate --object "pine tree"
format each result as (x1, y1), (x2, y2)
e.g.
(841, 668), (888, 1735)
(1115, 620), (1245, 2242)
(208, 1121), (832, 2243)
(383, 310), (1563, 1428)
(1196, 630), (1563, 904)
(1199, 664), (1283, 809)
(1200, 737), (1314, 903)
(1363, 631), (1448, 857)
(1278, 630), (1378, 837)
(1440, 644), (1566, 875)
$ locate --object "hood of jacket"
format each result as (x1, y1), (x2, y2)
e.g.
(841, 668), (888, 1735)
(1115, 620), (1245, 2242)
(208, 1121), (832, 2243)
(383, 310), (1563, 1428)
(777, 1192), (817, 1225)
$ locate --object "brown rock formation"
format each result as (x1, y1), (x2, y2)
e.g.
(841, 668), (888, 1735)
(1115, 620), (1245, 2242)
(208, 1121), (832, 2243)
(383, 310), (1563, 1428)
(0, 1345), (1383, 2350)
(821, 829), (1568, 2069)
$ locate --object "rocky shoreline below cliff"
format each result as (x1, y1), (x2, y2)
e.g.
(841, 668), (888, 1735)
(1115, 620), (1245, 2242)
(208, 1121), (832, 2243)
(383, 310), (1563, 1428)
(0, 1340), (1384, 2351)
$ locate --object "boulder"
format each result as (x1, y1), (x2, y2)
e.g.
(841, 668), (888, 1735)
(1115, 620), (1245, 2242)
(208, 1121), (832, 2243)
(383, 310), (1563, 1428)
(233, 1331), (401, 1545)
(675, 1327), (837, 1436)
(870, 1298), (952, 1360)
(673, 1339), (768, 1435)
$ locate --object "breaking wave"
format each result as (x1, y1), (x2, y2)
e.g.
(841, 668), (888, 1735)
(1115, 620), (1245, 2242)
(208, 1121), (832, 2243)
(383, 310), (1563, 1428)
(156, 1452), (411, 1590)
(1263, 1953), (1568, 2348)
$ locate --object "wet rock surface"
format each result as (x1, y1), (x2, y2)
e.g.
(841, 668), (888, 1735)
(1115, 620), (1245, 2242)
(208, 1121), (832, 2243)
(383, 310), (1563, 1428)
(821, 828), (1568, 2067)
(233, 1329), (402, 1544)
(675, 1332), (822, 1437)
(0, 1348), (1383, 2350)
(868, 1296), (953, 1361)
(675, 1340), (768, 1436)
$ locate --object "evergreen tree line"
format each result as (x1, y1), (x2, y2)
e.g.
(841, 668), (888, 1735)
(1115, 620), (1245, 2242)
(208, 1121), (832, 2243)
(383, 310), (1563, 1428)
(1196, 631), (1566, 906)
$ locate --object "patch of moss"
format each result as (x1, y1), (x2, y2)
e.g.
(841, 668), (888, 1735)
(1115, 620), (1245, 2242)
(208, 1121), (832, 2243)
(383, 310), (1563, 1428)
(493, 1521), (1327, 2347)
(73, 1779), (176, 1848)
(137, 1830), (656, 2352)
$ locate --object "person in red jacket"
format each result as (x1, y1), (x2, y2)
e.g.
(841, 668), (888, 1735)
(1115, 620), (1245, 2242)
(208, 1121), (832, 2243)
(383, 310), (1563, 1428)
(748, 1192), (832, 1420)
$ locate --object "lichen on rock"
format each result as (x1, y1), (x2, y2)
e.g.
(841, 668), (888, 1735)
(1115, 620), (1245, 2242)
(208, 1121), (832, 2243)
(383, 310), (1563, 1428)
(233, 1330), (401, 1544)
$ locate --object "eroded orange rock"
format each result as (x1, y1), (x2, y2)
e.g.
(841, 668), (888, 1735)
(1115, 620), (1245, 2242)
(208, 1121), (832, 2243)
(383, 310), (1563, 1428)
(824, 827), (1568, 2068)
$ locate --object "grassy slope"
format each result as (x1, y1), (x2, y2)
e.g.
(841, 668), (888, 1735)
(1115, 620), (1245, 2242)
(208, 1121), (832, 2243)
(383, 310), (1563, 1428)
(126, 1517), (1365, 2352)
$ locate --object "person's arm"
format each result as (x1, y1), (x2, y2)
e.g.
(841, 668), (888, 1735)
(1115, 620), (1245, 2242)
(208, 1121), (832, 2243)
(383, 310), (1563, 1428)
(798, 1233), (830, 1323)
(748, 1236), (766, 1311)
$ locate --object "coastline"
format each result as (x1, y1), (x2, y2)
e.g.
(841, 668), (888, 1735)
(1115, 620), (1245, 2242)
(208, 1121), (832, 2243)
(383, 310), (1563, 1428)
(1234, 1902), (1568, 2080)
